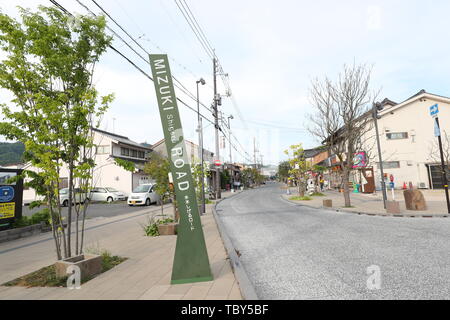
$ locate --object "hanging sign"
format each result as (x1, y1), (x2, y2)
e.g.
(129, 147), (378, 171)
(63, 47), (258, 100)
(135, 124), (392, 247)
(352, 152), (367, 168)
(149, 54), (213, 285)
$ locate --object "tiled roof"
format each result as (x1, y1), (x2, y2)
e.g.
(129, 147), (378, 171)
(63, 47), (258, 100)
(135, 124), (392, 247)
(92, 128), (152, 150)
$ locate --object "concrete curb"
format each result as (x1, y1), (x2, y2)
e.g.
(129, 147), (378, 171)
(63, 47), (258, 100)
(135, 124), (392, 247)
(211, 190), (259, 301)
(281, 194), (450, 218)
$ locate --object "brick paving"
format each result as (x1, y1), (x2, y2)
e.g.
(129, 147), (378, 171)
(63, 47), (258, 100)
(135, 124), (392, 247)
(0, 192), (242, 300)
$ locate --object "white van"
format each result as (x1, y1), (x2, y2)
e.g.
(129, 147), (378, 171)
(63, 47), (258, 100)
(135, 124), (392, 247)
(127, 184), (160, 206)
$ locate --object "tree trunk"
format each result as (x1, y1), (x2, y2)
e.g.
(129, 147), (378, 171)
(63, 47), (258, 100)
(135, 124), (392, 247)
(342, 167), (351, 207)
(48, 191), (62, 260)
(67, 159), (74, 258)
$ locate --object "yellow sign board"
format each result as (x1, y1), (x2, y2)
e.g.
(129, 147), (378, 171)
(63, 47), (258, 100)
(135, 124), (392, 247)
(0, 202), (15, 219)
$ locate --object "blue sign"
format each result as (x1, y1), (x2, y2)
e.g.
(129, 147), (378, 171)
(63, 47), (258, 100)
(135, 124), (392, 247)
(0, 186), (15, 203)
(434, 118), (441, 137)
(389, 182), (395, 189)
(430, 104), (439, 117)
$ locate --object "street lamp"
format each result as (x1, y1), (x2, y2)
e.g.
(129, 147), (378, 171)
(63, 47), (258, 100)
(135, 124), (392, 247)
(227, 115), (234, 190)
(196, 78), (206, 215)
(373, 102), (388, 209)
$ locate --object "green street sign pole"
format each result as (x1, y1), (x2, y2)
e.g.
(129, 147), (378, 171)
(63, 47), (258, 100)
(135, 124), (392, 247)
(149, 54), (213, 284)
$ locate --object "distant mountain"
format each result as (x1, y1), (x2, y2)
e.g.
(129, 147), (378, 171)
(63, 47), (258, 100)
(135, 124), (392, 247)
(0, 142), (25, 166)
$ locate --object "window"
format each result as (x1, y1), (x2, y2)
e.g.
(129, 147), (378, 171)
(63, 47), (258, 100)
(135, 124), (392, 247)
(138, 151), (145, 159)
(121, 147), (130, 156)
(59, 178), (68, 189)
(377, 161), (400, 169)
(131, 149), (137, 158)
(386, 132), (408, 140)
(96, 145), (110, 155)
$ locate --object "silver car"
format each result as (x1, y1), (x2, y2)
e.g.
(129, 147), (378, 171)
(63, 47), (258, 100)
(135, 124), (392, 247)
(89, 187), (127, 203)
(59, 188), (88, 207)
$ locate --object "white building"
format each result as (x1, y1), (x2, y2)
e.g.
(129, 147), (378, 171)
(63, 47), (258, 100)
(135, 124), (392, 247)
(362, 90), (450, 190)
(152, 139), (214, 164)
(152, 138), (218, 191)
(3, 128), (153, 204)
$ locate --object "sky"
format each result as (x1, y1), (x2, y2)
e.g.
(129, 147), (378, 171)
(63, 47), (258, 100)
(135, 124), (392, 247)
(1, 0), (450, 166)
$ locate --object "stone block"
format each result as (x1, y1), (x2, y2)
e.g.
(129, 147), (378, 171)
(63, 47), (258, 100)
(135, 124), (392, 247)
(386, 201), (401, 214)
(403, 190), (427, 211)
(323, 199), (333, 208)
(54, 254), (102, 280)
(157, 223), (178, 236)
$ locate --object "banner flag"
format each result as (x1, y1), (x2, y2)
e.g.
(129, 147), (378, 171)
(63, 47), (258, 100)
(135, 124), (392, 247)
(149, 54), (213, 285)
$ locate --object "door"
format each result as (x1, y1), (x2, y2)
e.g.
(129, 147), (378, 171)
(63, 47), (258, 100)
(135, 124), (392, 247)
(96, 188), (108, 201)
(362, 168), (375, 193)
(149, 185), (158, 203)
(429, 165), (450, 189)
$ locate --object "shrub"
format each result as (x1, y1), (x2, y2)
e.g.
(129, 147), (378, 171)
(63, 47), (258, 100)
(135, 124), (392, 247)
(12, 208), (50, 228)
(289, 196), (312, 201)
(142, 217), (175, 237)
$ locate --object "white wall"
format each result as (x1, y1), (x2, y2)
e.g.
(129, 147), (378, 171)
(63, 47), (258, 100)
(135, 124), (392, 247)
(361, 94), (450, 189)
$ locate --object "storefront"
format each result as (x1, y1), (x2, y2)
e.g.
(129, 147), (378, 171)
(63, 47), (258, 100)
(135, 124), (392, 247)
(427, 164), (450, 189)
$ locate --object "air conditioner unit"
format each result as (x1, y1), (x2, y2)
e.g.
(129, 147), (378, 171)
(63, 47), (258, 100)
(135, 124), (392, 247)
(418, 182), (427, 189)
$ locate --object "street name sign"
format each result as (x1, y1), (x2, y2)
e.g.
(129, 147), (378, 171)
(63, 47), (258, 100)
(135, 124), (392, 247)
(149, 54), (213, 285)
(429, 104), (439, 118)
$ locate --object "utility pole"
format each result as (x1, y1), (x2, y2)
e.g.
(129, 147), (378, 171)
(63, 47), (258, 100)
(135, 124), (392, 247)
(373, 102), (388, 209)
(213, 56), (221, 199)
(228, 115), (234, 191)
(196, 78), (206, 214)
(253, 137), (257, 170)
(434, 116), (450, 213)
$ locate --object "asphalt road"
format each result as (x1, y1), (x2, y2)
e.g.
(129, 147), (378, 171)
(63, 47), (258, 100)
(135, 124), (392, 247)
(21, 201), (159, 220)
(216, 182), (450, 300)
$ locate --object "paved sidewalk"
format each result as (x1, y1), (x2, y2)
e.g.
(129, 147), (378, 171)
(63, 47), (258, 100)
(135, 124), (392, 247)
(0, 192), (242, 300)
(282, 186), (449, 217)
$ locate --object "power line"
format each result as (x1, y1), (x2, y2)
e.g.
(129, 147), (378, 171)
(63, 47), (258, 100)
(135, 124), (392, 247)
(55, 0), (252, 163)
(77, 0), (212, 115)
(180, 0), (215, 58)
(174, 0), (214, 60)
(49, 0), (216, 127)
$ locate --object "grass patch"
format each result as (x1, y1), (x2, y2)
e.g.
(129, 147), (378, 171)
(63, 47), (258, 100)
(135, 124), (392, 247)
(310, 192), (325, 197)
(343, 206), (356, 208)
(2, 250), (127, 288)
(289, 196), (312, 201)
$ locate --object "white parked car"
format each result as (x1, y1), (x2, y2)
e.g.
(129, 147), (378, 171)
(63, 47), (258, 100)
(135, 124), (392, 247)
(59, 188), (88, 207)
(127, 184), (160, 206)
(89, 187), (127, 203)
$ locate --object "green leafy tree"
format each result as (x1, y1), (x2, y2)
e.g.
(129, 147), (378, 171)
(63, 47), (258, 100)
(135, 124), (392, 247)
(0, 6), (113, 259)
(144, 153), (176, 220)
(220, 170), (231, 189)
(241, 167), (264, 188)
(278, 161), (291, 183)
(191, 160), (211, 203)
(114, 158), (136, 172)
(284, 144), (312, 197)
